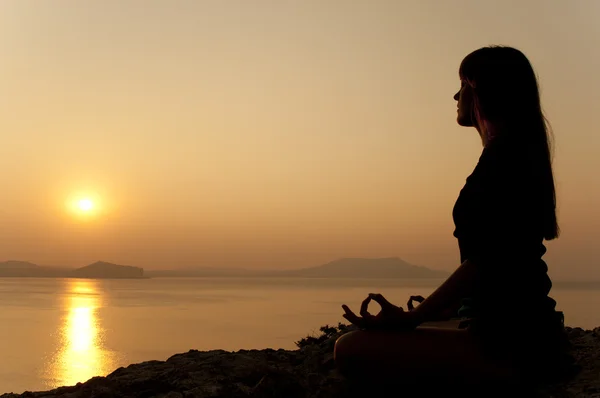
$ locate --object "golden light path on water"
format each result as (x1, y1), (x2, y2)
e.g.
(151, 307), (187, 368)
(44, 279), (116, 388)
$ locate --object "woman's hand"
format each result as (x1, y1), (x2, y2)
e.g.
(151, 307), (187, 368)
(341, 293), (422, 331)
(407, 295), (425, 311)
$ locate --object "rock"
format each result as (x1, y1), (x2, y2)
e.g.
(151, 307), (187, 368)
(2, 324), (600, 398)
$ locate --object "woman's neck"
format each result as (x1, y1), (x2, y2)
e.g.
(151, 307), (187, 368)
(478, 120), (502, 147)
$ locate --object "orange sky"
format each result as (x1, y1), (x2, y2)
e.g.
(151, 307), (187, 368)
(0, 0), (599, 280)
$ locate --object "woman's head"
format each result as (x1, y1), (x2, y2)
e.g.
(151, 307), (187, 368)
(454, 46), (545, 136)
(454, 45), (559, 240)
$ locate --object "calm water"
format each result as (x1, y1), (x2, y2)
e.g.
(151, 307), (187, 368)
(0, 277), (598, 394)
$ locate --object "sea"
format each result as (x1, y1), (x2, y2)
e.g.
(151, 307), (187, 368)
(0, 277), (598, 394)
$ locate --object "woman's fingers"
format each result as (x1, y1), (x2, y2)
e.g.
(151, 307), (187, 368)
(360, 296), (373, 318)
(342, 305), (364, 328)
(368, 293), (399, 311)
(410, 295), (425, 303)
(342, 313), (362, 328)
(407, 295), (425, 311)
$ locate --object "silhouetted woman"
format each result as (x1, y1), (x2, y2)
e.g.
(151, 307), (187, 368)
(334, 46), (569, 389)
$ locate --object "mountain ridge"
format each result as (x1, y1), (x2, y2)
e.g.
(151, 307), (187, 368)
(0, 257), (446, 279)
(144, 257), (448, 279)
(0, 260), (144, 279)
(274, 257), (447, 278)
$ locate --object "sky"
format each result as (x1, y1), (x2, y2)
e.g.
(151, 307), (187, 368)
(0, 0), (599, 280)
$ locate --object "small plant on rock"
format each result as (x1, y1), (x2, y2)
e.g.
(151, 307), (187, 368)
(295, 323), (353, 348)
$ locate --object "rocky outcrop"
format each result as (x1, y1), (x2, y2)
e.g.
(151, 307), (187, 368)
(1, 325), (599, 398)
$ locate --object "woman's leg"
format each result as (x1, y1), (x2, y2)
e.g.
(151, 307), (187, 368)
(334, 325), (518, 388)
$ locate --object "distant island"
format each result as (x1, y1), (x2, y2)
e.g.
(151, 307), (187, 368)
(72, 261), (144, 279)
(0, 260), (144, 279)
(0, 257), (446, 280)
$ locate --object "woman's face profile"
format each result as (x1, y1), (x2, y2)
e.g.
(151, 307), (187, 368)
(454, 80), (475, 127)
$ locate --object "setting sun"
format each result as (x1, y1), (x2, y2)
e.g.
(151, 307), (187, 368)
(78, 199), (94, 212)
(64, 192), (105, 221)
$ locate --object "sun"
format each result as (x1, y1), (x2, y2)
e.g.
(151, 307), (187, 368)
(63, 191), (106, 222)
(78, 198), (94, 212)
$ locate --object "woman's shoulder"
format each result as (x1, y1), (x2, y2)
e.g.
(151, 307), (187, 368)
(466, 140), (534, 197)
(477, 137), (532, 175)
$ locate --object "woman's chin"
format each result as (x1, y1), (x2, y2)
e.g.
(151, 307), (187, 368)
(457, 115), (473, 127)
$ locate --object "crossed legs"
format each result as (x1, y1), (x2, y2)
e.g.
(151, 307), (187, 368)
(334, 324), (519, 390)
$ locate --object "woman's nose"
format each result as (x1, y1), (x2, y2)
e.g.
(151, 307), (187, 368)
(453, 91), (460, 101)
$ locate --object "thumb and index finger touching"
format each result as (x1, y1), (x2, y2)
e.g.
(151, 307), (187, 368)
(342, 293), (398, 315)
(341, 292), (405, 328)
(368, 293), (401, 311)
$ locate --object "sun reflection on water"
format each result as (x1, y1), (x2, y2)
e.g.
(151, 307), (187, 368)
(44, 279), (116, 388)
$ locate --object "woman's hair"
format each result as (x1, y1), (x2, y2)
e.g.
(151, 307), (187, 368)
(459, 45), (559, 240)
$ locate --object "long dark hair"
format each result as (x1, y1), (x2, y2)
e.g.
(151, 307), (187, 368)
(459, 45), (559, 240)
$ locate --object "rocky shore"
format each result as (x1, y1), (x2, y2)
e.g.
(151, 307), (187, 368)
(1, 325), (599, 398)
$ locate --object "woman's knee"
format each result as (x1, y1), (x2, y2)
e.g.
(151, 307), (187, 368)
(334, 330), (371, 375)
(334, 330), (361, 359)
(334, 330), (410, 383)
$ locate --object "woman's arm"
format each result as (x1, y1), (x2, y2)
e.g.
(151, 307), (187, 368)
(412, 259), (479, 324)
